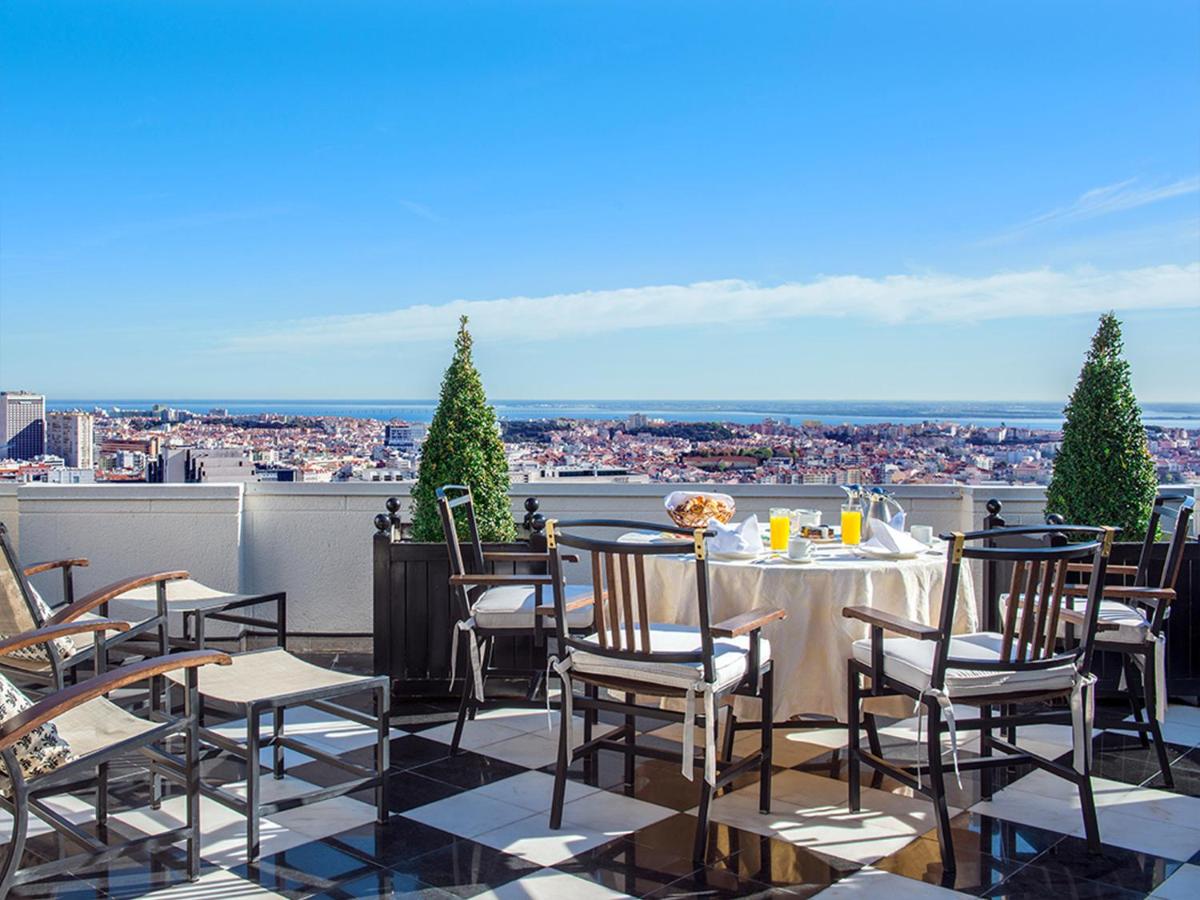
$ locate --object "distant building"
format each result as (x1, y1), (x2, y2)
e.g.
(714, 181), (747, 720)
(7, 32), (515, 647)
(152, 447), (256, 483)
(46, 410), (94, 468)
(626, 413), (649, 431)
(0, 391), (45, 460)
(383, 423), (427, 452)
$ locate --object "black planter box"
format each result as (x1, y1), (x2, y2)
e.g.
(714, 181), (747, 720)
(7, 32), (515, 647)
(373, 534), (546, 699)
(981, 504), (1199, 700)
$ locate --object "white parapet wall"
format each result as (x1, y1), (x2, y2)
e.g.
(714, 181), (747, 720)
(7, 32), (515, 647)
(0, 481), (1193, 641)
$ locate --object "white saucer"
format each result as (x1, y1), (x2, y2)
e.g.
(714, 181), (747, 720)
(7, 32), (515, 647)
(775, 554), (815, 565)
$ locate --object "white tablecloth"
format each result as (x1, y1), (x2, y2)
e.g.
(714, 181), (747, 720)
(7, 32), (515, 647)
(637, 541), (978, 722)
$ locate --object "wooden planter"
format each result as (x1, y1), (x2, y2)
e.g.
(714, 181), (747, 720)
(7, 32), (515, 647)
(372, 498), (548, 699)
(981, 500), (1200, 700)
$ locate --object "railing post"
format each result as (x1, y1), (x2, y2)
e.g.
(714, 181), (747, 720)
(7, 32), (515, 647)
(981, 499), (1004, 632)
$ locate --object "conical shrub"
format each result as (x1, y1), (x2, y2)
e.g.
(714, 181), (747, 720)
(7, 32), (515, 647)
(1046, 312), (1158, 538)
(410, 316), (516, 542)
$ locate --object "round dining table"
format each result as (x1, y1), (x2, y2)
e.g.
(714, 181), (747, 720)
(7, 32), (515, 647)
(631, 538), (978, 722)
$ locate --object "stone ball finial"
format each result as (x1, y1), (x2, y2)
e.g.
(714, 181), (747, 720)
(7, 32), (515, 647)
(374, 513), (392, 533)
(524, 497), (539, 513)
(986, 498), (1002, 515)
(385, 497), (400, 514)
(530, 513), (546, 533)
(1046, 513), (1066, 525)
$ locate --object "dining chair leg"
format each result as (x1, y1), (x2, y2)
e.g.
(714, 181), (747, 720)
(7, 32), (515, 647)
(1144, 645), (1173, 788)
(722, 706), (737, 763)
(450, 639), (474, 756)
(864, 711), (884, 758)
(1123, 656), (1150, 748)
(623, 693), (636, 796)
(549, 686), (571, 830)
(1077, 767), (1101, 852)
(924, 698), (955, 870)
(583, 684), (597, 787)
(847, 667), (861, 813)
(693, 778), (716, 864)
(759, 664), (774, 815)
(721, 705), (739, 796)
(376, 684), (390, 824)
(980, 703), (994, 801)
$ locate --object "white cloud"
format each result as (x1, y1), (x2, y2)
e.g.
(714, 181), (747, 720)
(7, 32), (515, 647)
(987, 176), (1200, 243)
(226, 263), (1200, 352)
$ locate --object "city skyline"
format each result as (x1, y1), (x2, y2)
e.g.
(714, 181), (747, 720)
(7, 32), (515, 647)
(2, 2), (1199, 400)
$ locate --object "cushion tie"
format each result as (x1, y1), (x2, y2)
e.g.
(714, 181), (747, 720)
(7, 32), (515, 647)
(1070, 669), (1097, 774)
(681, 680), (719, 785)
(547, 655), (574, 750)
(449, 618), (484, 701)
(914, 687), (963, 789)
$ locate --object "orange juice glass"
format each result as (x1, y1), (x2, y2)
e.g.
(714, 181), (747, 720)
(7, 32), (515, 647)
(841, 505), (862, 545)
(769, 508), (790, 551)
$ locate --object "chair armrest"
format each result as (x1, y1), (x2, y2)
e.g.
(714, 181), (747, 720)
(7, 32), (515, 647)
(1062, 584), (1174, 604)
(0, 649), (231, 753)
(449, 574), (554, 587)
(1065, 562), (1138, 577)
(843, 606), (940, 640)
(483, 551), (581, 564)
(46, 571), (189, 625)
(711, 607), (787, 638)
(23, 558), (89, 577)
(0, 619), (130, 657)
(535, 593), (599, 616)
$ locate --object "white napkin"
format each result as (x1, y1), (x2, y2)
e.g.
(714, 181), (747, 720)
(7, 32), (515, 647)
(860, 519), (927, 555)
(706, 515), (761, 554)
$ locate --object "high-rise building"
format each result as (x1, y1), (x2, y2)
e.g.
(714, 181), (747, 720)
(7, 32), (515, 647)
(0, 391), (46, 460)
(383, 423), (428, 452)
(46, 410), (95, 468)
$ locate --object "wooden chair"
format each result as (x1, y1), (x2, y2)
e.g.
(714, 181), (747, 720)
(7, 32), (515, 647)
(436, 485), (594, 755)
(543, 519), (784, 864)
(1064, 495), (1195, 786)
(0, 619), (229, 895)
(0, 522), (179, 690)
(845, 525), (1117, 871)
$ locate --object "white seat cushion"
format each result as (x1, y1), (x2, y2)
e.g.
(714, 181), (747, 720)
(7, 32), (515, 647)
(851, 631), (1078, 697)
(571, 623), (768, 692)
(473, 583), (594, 630)
(1094, 599), (1152, 645)
(999, 593), (1152, 646)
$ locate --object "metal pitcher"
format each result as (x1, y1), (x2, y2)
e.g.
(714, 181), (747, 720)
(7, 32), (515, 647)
(863, 487), (906, 539)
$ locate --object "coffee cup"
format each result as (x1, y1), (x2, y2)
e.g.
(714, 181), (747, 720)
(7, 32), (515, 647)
(787, 535), (814, 560)
(910, 524), (934, 545)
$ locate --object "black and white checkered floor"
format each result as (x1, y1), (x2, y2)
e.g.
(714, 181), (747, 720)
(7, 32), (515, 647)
(6, 675), (1200, 899)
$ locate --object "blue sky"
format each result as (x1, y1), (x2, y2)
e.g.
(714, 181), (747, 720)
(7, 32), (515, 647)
(1, 1), (1198, 402)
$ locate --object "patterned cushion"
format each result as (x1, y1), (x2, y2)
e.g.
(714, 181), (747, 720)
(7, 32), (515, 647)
(0, 584), (76, 664)
(0, 672), (73, 794)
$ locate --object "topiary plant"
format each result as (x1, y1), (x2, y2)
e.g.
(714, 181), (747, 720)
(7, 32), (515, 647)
(1046, 312), (1158, 539)
(409, 316), (517, 543)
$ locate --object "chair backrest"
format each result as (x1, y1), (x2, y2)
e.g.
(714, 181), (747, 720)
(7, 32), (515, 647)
(934, 525), (1115, 689)
(1137, 495), (1196, 592)
(435, 485), (486, 619)
(0, 524), (43, 638)
(545, 520), (717, 684)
